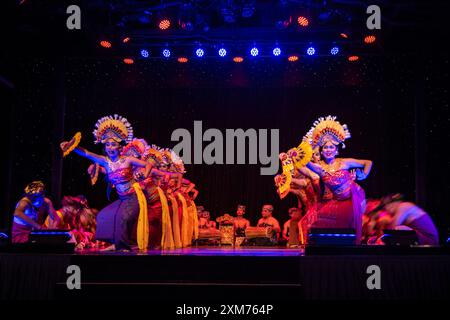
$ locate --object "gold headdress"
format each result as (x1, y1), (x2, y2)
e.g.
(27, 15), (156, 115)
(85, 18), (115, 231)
(93, 114), (133, 144)
(24, 181), (45, 196)
(306, 115), (351, 148)
(121, 138), (149, 158)
(143, 144), (164, 164)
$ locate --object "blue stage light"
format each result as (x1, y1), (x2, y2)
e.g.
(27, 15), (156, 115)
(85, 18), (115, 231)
(218, 48), (227, 57)
(330, 47), (339, 55)
(250, 47), (259, 57)
(140, 49), (149, 58)
(307, 47), (316, 56)
(273, 47), (281, 56)
(196, 48), (204, 57)
(162, 49), (171, 58)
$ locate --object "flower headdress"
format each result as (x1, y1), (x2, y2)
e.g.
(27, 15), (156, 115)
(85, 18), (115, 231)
(121, 138), (149, 158)
(93, 114), (133, 144)
(24, 181), (45, 196)
(305, 115), (351, 149)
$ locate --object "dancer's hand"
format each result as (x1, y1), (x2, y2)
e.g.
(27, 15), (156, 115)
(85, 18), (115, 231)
(87, 164), (95, 175)
(60, 141), (69, 151)
(355, 169), (367, 180)
(350, 169), (357, 181)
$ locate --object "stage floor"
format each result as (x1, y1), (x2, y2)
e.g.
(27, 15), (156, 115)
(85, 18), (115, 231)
(1, 245), (450, 300)
(77, 246), (304, 256)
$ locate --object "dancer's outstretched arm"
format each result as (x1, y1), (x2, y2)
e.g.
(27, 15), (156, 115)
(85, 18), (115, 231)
(60, 141), (108, 167)
(341, 158), (372, 180)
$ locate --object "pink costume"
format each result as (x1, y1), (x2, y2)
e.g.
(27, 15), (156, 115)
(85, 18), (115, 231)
(310, 170), (365, 243)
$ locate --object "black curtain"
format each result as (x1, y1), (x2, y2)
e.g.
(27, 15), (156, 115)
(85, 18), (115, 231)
(3, 54), (449, 240)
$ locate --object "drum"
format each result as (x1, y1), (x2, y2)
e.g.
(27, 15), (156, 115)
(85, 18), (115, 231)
(245, 226), (273, 239)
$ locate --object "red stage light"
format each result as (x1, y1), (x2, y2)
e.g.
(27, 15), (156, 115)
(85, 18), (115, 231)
(178, 57), (188, 63)
(122, 37), (130, 43)
(288, 55), (299, 62)
(100, 40), (112, 48)
(233, 56), (244, 63)
(159, 19), (171, 30)
(348, 55), (359, 62)
(364, 35), (376, 44)
(340, 33), (348, 39)
(123, 58), (134, 64)
(297, 16), (309, 27)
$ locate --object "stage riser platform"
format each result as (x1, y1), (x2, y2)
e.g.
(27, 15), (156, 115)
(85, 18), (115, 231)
(2, 251), (450, 300)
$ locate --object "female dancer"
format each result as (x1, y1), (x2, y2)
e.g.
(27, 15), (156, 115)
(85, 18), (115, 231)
(61, 115), (152, 251)
(304, 116), (372, 244)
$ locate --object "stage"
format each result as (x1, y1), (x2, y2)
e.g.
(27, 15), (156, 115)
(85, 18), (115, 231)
(1, 246), (450, 301)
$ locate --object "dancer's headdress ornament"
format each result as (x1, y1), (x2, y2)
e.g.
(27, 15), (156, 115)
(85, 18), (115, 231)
(305, 115), (351, 149)
(93, 114), (133, 144)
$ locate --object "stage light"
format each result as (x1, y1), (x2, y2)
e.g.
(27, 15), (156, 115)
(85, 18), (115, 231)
(178, 57), (188, 63)
(340, 33), (348, 39)
(288, 55), (299, 62)
(364, 35), (376, 44)
(123, 58), (134, 64)
(273, 47), (281, 56)
(140, 49), (149, 58)
(122, 37), (130, 43)
(250, 47), (259, 57)
(196, 48), (205, 57)
(100, 40), (112, 48)
(162, 49), (171, 58)
(348, 55), (359, 62)
(233, 56), (243, 63)
(297, 16), (309, 27)
(159, 19), (171, 30)
(306, 47), (315, 56)
(218, 48), (227, 57)
(330, 47), (339, 55)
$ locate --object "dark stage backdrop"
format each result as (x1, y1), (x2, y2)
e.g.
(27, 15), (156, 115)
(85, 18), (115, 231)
(3, 54), (449, 240)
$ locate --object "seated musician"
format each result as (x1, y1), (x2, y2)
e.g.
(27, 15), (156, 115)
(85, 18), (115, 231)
(257, 204), (281, 242)
(233, 205), (250, 237)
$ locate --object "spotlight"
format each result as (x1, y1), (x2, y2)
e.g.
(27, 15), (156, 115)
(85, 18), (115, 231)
(123, 58), (134, 64)
(348, 55), (359, 62)
(162, 49), (171, 58)
(122, 37), (131, 43)
(306, 47), (316, 56)
(178, 57), (188, 63)
(288, 55), (299, 62)
(273, 47), (281, 56)
(196, 48), (205, 57)
(159, 19), (171, 30)
(250, 47), (259, 57)
(218, 48), (227, 57)
(330, 47), (339, 55)
(233, 56), (244, 63)
(340, 33), (349, 39)
(364, 35), (376, 44)
(297, 16), (309, 27)
(100, 40), (112, 48)
(140, 49), (149, 58)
